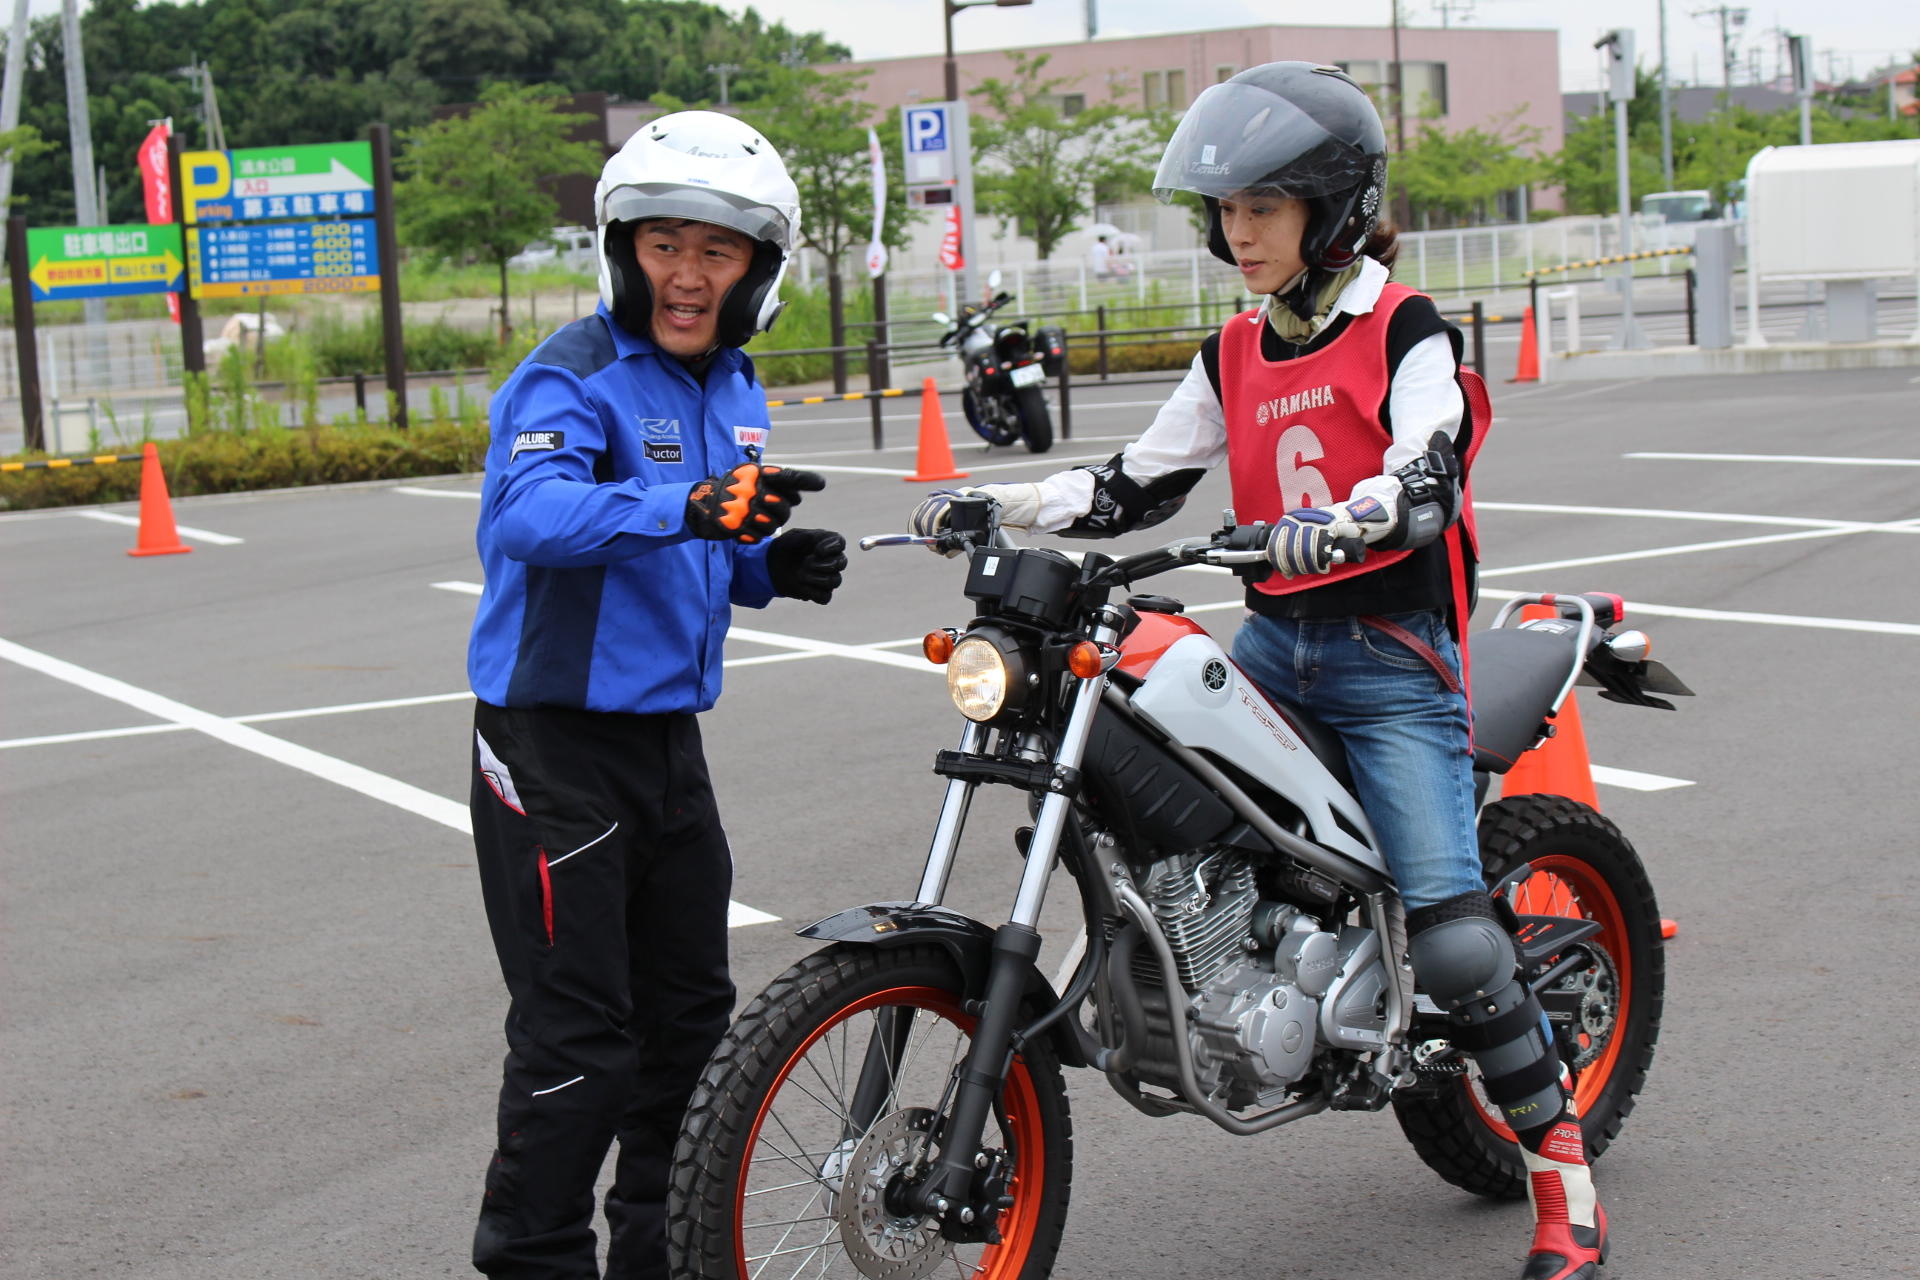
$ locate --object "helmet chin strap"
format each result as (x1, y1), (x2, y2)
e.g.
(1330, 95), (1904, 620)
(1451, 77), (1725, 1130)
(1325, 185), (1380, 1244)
(1273, 266), (1321, 323)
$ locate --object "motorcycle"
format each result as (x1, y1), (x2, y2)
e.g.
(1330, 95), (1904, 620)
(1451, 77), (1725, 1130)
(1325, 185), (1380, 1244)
(933, 270), (1064, 456)
(668, 495), (1690, 1279)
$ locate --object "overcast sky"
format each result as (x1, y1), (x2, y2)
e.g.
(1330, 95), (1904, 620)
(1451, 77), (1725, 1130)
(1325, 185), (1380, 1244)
(16, 0), (1915, 93)
(735, 0), (1918, 93)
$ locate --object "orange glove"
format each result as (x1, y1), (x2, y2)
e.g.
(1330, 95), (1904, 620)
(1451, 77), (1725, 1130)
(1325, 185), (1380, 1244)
(685, 464), (826, 543)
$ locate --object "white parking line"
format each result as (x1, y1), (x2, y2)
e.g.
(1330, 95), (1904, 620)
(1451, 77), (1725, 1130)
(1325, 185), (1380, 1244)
(394, 485), (482, 498)
(1479, 587), (1920, 637)
(1590, 765), (1695, 792)
(1480, 517), (1920, 580)
(70, 509), (245, 545)
(1626, 451), (1920, 467)
(0, 636), (781, 929)
(1476, 500), (1919, 532)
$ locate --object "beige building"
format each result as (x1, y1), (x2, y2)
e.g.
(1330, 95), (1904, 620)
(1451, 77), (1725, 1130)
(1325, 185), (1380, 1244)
(816, 21), (1563, 268)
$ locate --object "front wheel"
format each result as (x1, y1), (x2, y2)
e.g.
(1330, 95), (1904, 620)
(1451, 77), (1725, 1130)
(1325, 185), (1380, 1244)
(1393, 794), (1664, 1199)
(669, 942), (1074, 1279)
(1014, 386), (1053, 454)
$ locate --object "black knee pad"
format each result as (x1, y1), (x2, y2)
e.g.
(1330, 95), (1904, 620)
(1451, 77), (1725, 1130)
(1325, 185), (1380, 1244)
(1409, 891), (1566, 1129)
(1407, 891), (1514, 1010)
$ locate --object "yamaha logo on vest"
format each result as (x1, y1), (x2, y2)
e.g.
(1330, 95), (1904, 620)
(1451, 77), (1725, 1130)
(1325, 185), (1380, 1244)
(1202, 659), (1229, 692)
(1253, 384), (1336, 427)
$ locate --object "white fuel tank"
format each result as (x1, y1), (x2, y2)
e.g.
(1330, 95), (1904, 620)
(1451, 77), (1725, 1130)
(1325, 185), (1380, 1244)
(1125, 632), (1386, 873)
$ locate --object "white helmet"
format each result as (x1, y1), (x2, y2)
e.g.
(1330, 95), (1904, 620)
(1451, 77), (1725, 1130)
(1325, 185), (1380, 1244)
(594, 110), (802, 348)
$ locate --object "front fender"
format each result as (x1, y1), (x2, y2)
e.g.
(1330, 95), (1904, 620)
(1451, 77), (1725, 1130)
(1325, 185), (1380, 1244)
(798, 901), (1087, 1067)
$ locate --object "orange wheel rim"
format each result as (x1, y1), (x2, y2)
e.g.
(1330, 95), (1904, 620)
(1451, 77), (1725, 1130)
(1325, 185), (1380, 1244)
(1467, 857), (1633, 1141)
(733, 985), (1046, 1279)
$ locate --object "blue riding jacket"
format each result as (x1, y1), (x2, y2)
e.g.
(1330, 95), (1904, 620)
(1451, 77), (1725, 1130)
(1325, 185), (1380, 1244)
(467, 306), (778, 714)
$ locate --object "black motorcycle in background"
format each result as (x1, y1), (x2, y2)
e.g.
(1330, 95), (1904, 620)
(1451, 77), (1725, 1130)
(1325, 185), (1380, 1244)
(933, 270), (1065, 455)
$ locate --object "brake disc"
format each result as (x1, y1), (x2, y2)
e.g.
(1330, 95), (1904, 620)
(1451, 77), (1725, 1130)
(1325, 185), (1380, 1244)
(833, 1107), (951, 1280)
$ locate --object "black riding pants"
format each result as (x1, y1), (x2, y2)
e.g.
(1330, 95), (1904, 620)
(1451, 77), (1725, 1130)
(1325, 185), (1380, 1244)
(469, 702), (735, 1280)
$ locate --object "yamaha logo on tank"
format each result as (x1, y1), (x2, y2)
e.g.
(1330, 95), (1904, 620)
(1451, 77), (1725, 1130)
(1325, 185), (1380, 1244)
(1202, 659), (1229, 692)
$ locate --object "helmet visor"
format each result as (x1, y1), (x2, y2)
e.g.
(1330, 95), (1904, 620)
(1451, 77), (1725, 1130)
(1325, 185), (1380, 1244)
(1152, 80), (1374, 204)
(603, 184), (795, 252)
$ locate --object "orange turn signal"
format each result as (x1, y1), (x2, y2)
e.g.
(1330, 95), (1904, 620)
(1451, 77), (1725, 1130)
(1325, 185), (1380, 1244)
(1066, 640), (1104, 679)
(924, 630), (955, 664)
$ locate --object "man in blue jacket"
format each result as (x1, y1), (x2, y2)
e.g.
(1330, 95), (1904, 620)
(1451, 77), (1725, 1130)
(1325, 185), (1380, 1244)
(465, 111), (846, 1280)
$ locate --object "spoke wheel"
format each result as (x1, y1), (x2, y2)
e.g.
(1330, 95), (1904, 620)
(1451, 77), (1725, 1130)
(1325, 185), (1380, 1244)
(1394, 794), (1665, 1199)
(670, 943), (1072, 1279)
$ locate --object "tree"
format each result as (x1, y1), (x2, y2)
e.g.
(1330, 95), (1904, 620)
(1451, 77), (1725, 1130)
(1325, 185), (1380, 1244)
(749, 66), (916, 376)
(3, 0), (850, 229)
(395, 83), (602, 339)
(969, 52), (1157, 260)
(1395, 108), (1548, 226)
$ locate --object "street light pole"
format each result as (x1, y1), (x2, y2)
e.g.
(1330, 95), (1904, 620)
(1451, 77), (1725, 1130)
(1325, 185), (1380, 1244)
(942, 0), (1033, 104)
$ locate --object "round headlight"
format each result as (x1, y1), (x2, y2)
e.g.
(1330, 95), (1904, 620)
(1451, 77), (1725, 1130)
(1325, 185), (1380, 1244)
(948, 636), (1010, 721)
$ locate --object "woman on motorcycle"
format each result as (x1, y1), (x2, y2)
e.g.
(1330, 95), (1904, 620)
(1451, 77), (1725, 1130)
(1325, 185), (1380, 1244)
(912, 62), (1608, 1280)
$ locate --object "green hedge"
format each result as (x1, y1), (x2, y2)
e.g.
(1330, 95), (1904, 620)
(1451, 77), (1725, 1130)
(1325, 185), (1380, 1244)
(0, 420), (489, 512)
(1065, 338), (1201, 376)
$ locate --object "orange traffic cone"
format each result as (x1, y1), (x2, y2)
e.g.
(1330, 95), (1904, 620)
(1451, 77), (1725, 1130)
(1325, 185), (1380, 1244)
(1500, 686), (1599, 810)
(902, 377), (969, 483)
(127, 441), (192, 557)
(1510, 305), (1540, 383)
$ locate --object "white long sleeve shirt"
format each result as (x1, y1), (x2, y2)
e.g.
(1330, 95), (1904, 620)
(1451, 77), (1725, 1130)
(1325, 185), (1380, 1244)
(1029, 258), (1464, 533)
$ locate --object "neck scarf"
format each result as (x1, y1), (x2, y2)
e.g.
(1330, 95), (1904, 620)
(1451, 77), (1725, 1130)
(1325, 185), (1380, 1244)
(1266, 261), (1365, 345)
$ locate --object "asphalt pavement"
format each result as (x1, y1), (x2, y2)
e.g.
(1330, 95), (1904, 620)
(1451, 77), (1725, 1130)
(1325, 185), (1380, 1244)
(3, 367), (1918, 1277)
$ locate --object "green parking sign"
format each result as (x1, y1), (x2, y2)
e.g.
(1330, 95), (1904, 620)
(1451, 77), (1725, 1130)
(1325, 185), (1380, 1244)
(181, 141), (377, 223)
(24, 223), (186, 301)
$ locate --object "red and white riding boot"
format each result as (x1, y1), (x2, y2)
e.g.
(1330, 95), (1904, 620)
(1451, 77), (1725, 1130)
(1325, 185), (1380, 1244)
(1518, 1116), (1608, 1279)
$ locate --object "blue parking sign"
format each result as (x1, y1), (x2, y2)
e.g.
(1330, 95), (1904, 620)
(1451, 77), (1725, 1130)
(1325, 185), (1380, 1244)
(906, 107), (948, 154)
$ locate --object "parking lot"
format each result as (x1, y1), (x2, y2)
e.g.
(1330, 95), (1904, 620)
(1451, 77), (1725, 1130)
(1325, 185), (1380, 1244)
(4, 366), (1918, 1278)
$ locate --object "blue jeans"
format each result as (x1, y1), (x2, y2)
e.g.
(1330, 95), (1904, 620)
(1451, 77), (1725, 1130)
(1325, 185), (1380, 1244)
(1230, 609), (1483, 910)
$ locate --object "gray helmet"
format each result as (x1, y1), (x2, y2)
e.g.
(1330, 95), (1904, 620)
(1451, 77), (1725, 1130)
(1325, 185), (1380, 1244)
(1153, 62), (1388, 272)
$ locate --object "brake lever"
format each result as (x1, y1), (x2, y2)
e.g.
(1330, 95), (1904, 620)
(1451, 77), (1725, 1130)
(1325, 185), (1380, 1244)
(858, 533), (946, 551)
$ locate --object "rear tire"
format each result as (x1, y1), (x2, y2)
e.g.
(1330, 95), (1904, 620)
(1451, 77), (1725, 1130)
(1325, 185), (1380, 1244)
(962, 386), (1019, 446)
(1393, 794), (1664, 1199)
(1015, 386), (1053, 454)
(668, 942), (1074, 1279)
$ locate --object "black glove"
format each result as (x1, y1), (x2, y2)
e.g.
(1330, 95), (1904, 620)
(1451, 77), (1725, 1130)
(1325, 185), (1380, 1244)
(766, 528), (847, 605)
(685, 464), (826, 543)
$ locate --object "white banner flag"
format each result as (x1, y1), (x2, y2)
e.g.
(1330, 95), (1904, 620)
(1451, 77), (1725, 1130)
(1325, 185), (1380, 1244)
(865, 126), (888, 280)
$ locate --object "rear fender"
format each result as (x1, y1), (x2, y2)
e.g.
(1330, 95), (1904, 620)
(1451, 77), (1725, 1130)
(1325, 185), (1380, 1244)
(798, 901), (1088, 1067)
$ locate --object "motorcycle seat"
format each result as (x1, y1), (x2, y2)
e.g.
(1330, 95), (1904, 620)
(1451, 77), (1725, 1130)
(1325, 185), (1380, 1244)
(1466, 625), (1581, 774)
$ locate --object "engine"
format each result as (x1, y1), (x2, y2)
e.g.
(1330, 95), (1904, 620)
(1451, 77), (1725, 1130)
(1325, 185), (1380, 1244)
(1125, 848), (1386, 1108)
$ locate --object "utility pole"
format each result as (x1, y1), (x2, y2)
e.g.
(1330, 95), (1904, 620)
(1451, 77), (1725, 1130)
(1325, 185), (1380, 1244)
(706, 62), (741, 106)
(61, 0), (108, 339)
(1389, 0), (1407, 152)
(1658, 0), (1674, 189)
(0, 0), (29, 212)
(1598, 29), (1643, 350)
(1692, 5), (1748, 96)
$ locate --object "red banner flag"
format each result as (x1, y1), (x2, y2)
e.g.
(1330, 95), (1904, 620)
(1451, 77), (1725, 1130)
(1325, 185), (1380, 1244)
(138, 121), (181, 323)
(938, 203), (964, 271)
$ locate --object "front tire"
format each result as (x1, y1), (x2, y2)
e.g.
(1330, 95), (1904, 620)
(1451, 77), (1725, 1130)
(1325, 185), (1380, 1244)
(669, 942), (1074, 1279)
(1014, 386), (1053, 454)
(1393, 794), (1664, 1199)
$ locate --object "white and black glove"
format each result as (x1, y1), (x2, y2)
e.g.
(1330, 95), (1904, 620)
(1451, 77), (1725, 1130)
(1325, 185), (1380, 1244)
(1264, 496), (1391, 578)
(908, 484), (1044, 537)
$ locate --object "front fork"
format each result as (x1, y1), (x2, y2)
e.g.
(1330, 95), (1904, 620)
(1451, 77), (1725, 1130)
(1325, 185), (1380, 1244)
(900, 610), (1121, 1223)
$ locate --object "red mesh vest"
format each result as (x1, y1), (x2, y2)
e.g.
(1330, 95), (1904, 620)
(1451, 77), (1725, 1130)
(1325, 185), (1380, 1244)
(1218, 283), (1488, 607)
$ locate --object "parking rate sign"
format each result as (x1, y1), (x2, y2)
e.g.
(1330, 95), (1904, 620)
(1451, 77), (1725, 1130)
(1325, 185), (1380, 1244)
(181, 141), (376, 223)
(903, 105), (957, 185)
(189, 220), (380, 299)
(24, 224), (186, 301)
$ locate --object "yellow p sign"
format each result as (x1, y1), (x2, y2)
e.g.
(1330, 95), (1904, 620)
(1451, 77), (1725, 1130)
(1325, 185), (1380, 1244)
(179, 150), (232, 225)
